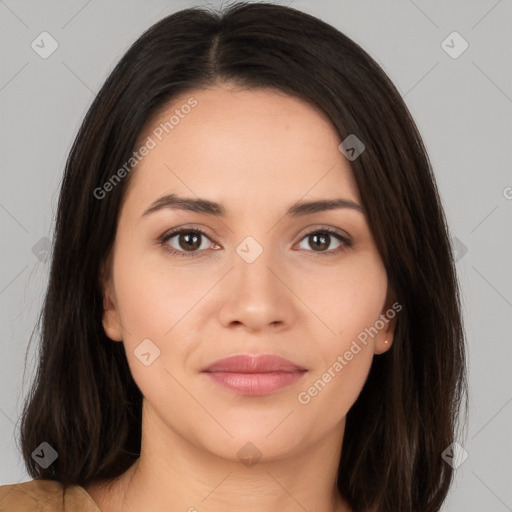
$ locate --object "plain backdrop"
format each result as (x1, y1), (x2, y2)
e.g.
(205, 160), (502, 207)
(1, 1), (511, 510)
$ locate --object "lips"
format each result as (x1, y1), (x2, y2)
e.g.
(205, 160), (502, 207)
(202, 354), (307, 373)
(202, 354), (307, 396)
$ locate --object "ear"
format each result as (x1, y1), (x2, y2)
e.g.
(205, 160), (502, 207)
(373, 287), (400, 355)
(99, 254), (123, 342)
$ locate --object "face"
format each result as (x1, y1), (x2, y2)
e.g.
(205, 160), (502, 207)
(101, 82), (395, 462)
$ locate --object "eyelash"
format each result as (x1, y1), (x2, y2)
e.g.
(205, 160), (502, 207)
(158, 225), (352, 258)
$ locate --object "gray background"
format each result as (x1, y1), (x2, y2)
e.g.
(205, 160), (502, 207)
(1, 0), (511, 510)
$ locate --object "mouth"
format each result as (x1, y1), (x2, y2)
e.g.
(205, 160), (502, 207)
(201, 354), (308, 396)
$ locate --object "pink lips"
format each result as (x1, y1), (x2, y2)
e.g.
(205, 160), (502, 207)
(202, 354), (307, 396)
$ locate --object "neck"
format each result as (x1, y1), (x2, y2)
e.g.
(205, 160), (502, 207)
(86, 401), (350, 512)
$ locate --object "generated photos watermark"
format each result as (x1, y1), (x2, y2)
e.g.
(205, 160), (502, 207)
(93, 97), (198, 200)
(297, 301), (402, 405)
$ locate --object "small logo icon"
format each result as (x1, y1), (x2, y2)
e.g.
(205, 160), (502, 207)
(31, 32), (59, 59)
(134, 338), (161, 366)
(441, 31), (468, 59)
(32, 236), (51, 262)
(31, 442), (58, 469)
(441, 441), (468, 468)
(451, 236), (468, 263)
(338, 134), (365, 161)
(237, 442), (262, 467)
(236, 236), (263, 264)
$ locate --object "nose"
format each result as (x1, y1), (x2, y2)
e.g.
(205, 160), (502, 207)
(217, 239), (296, 333)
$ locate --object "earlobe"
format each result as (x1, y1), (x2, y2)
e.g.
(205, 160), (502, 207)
(99, 258), (123, 342)
(374, 290), (398, 354)
(101, 288), (123, 341)
(374, 335), (394, 355)
(102, 314), (123, 342)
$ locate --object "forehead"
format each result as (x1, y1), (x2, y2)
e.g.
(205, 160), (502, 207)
(122, 83), (361, 218)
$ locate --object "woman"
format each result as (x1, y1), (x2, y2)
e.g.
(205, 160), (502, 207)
(0, 2), (468, 511)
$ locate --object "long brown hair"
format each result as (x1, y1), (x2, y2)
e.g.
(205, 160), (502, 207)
(18, 3), (468, 511)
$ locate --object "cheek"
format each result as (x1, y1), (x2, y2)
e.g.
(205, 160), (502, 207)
(294, 254), (387, 412)
(112, 243), (203, 342)
(295, 346), (374, 435)
(292, 251), (389, 337)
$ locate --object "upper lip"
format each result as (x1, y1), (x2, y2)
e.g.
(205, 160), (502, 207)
(202, 354), (307, 373)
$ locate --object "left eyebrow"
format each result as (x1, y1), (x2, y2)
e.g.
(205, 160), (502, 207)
(141, 194), (364, 218)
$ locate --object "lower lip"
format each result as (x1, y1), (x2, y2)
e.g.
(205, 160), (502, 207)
(204, 371), (307, 396)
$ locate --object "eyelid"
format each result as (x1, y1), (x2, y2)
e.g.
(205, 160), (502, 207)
(296, 224), (351, 243)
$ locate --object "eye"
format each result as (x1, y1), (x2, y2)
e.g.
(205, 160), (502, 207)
(160, 228), (215, 257)
(297, 226), (351, 256)
(158, 225), (351, 258)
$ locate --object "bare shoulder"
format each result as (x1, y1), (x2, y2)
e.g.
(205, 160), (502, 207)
(0, 479), (99, 511)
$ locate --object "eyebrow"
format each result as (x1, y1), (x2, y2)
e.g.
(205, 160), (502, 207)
(142, 194), (364, 218)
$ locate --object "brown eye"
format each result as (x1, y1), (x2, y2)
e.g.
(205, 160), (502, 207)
(161, 228), (212, 256)
(297, 228), (350, 255)
(176, 232), (202, 251)
(307, 232), (332, 251)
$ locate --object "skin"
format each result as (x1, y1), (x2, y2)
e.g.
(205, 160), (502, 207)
(84, 82), (395, 512)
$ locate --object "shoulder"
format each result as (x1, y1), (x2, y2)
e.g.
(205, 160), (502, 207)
(0, 479), (100, 512)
